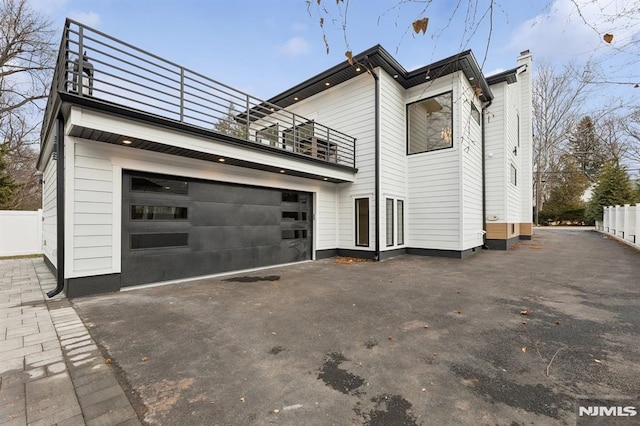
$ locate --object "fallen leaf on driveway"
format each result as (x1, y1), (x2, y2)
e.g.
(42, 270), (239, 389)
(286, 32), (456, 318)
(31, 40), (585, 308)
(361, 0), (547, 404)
(105, 358), (112, 364)
(141, 356), (149, 362)
(521, 309), (531, 316)
(521, 347), (527, 353)
(594, 359), (602, 364)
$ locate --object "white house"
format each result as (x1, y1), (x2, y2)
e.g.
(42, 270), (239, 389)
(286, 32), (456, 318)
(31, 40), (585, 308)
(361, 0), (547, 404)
(37, 20), (532, 297)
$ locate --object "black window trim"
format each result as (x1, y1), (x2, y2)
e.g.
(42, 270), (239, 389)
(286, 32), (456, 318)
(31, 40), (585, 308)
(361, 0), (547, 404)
(386, 198), (394, 247)
(355, 197), (370, 247)
(406, 90), (454, 156)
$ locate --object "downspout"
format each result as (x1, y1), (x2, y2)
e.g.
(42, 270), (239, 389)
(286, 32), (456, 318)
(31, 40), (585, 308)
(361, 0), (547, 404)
(365, 57), (381, 260)
(481, 99), (492, 249)
(47, 117), (65, 298)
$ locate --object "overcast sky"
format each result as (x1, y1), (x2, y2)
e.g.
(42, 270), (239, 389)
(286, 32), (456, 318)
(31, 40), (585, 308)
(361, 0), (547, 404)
(28, 0), (638, 102)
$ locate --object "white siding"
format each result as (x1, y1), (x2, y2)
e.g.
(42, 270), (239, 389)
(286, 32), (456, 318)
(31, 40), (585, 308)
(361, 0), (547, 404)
(517, 53), (534, 224)
(459, 75), (484, 249)
(42, 153), (57, 265)
(73, 142), (114, 274)
(505, 82), (521, 223)
(484, 83), (507, 221)
(285, 72), (376, 251)
(67, 137), (340, 278)
(379, 71), (408, 250)
(406, 74), (461, 250)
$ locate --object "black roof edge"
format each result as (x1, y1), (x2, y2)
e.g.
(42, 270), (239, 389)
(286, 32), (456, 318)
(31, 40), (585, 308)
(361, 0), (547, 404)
(486, 66), (519, 85)
(267, 45), (493, 107)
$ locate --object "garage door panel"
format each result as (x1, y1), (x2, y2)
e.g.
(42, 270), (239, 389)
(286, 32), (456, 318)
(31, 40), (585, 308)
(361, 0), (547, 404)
(189, 182), (280, 205)
(190, 202), (280, 227)
(190, 226), (281, 251)
(121, 171), (312, 287)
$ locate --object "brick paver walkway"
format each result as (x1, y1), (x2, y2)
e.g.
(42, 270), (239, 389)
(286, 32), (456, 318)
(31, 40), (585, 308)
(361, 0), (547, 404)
(0, 258), (140, 425)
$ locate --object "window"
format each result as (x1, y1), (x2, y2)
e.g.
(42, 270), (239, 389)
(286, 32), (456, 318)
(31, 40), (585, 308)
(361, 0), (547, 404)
(471, 103), (481, 125)
(407, 92), (453, 154)
(386, 199), (394, 246)
(131, 233), (189, 250)
(131, 205), (188, 220)
(131, 176), (188, 195)
(282, 230), (307, 239)
(397, 200), (404, 245)
(355, 198), (369, 247)
(510, 164), (518, 186)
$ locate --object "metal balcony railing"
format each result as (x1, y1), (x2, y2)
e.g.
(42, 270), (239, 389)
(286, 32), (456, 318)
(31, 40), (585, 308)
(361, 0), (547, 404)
(42, 19), (356, 168)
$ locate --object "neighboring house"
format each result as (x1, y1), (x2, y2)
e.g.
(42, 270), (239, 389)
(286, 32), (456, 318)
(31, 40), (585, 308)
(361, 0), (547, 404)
(37, 20), (532, 297)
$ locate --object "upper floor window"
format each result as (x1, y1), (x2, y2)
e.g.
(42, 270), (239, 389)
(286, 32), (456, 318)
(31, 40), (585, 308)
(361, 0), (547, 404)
(471, 103), (481, 125)
(407, 91), (453, 154)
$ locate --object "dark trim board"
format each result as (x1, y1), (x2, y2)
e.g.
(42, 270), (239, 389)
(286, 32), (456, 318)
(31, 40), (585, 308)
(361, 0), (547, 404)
(379, 248), (407, 260)
(65, 273), (122, 298)
(315, 249), (338, 260)
(406, 247), (481, 259)
(322, 246), (481, 261)
(485, 236), (520, 250)
(43, 255), (57, 276)
(336, 249), (378, 260)
(519, 235), (532, 241)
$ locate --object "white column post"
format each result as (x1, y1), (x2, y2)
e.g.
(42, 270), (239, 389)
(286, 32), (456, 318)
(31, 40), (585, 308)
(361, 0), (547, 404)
(623, 204), (630, 241)
(635, 204), (640, 247)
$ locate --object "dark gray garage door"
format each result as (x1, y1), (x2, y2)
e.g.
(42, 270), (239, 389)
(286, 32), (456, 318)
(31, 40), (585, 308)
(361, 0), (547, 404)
(121, 171), (312, 287)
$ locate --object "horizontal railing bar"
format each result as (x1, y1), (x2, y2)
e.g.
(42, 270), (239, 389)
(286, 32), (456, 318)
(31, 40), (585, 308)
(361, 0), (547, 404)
(84, 79), (181, 116)
(48, 20), (357, 169)
(72, 71), (180, 110)
(66, 41), (180, 87)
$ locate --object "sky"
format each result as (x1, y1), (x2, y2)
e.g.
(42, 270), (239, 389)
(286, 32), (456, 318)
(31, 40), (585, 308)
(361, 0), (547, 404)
(27, 0), (639, 102)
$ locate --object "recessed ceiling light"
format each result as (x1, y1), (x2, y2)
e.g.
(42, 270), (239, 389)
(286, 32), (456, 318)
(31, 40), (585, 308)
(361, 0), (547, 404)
(355, 67), (361, 72)
(469, 76), (475, 81)
(122, 139), (132, 145)
(325, 82), (330, 86)
(393, 74), (398, 79)
(425, 75), (431, 80)
(323, 177), (328, 181)
(218, 158), (225, 162)
(280, 170), (286, 173)
(294, 97), (299, 101)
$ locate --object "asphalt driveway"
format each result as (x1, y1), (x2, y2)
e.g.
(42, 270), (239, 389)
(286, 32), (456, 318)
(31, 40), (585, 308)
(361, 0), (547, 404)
(72, 228), (640, 425)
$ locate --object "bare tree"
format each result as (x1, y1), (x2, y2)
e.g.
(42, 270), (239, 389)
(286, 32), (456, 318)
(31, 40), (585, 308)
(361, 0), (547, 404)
(306, 0), (501, 68)
(532, 62), (591, 223)
(1, 111), (40, 209)
(1, 0), (55, 209)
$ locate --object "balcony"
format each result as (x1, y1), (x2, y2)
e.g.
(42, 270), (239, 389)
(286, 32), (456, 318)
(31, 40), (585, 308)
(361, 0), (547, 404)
(42, 20), (356, 170)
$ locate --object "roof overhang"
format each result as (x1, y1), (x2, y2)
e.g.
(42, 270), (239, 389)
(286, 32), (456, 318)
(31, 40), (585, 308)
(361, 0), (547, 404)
(267, 45), (494, 108)
(58, 93), (356, 184)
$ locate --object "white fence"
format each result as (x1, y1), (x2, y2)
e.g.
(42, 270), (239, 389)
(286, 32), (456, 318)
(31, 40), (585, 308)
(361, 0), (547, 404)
(0, 210), (43, 257)
(596, 204), (640, 249)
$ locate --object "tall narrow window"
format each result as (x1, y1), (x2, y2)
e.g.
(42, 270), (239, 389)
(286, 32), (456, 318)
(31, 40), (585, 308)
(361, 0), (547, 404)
(397, 200), (404, 245)
(355, 198), (369, 247)
(510, 164), (518, 186)
(386, 199), (394, 246)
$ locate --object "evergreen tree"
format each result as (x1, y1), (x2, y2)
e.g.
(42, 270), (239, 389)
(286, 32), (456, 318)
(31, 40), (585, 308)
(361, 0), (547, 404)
(568, 116), (607, 183)
(213, 102), (248, 139)
(0, 149), (18, 209)
(585, 161), (638, 223)
(540, 154), (590, 223)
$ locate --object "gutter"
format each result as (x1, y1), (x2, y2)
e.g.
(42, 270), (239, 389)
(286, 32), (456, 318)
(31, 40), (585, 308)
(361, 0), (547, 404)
(47, 117), (65, 298)
(481, 99), (492, 249)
